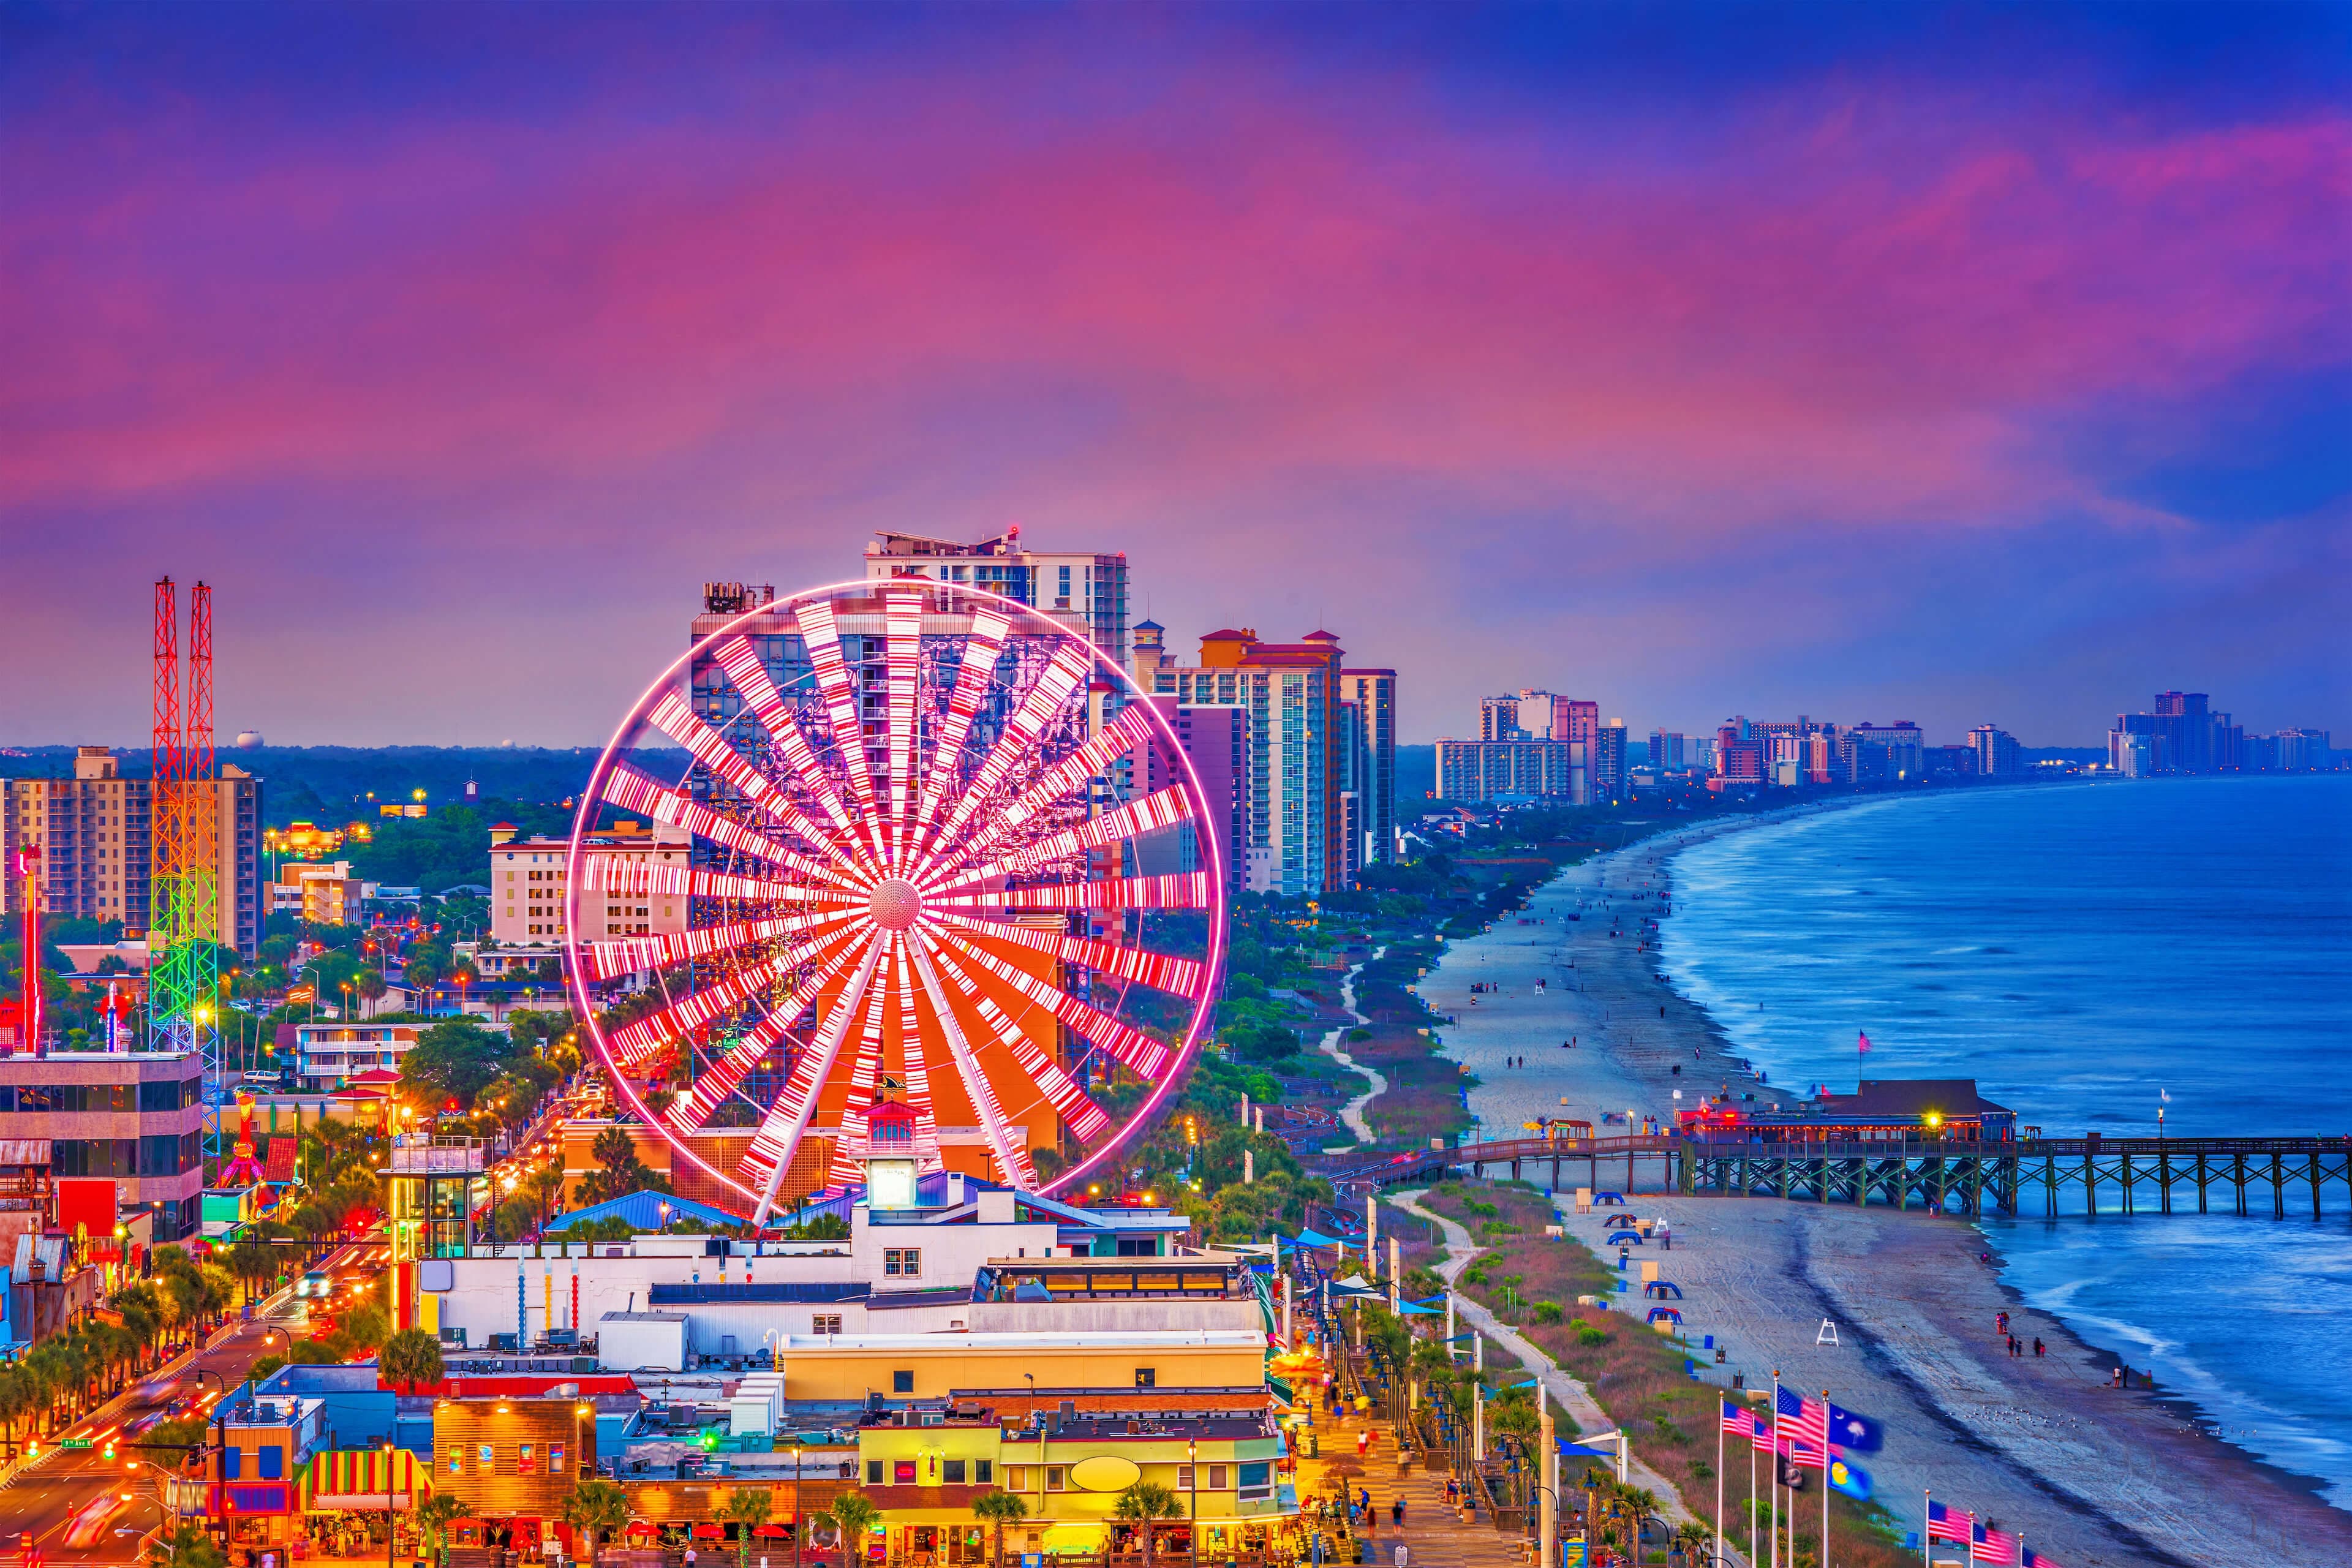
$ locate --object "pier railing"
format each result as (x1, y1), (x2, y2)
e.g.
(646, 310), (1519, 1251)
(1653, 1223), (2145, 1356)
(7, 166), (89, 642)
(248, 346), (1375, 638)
(1334, 1133), (2352, 1219)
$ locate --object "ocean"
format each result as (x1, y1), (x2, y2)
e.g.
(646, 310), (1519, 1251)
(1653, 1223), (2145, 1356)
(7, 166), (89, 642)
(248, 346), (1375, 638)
(1656, 774), (2352, 1506)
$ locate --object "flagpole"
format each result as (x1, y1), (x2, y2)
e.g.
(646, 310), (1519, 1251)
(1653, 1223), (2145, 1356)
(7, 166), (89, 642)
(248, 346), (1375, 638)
(1820, 1389), (1831, 1568)
(1922, 1489), (1931, 1568)
(1749, 1401), (1759, 1568)
(1714, 1402), (1724, 1568)
(1770, 1371), (1781, 1568)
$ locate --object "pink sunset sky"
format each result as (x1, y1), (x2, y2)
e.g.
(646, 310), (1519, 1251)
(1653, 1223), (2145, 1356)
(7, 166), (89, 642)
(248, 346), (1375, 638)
(2, 4), (2346, 747)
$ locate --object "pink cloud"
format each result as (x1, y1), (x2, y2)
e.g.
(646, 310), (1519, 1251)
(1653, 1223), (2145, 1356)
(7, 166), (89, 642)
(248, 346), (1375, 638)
(1, 54), (2344, 567)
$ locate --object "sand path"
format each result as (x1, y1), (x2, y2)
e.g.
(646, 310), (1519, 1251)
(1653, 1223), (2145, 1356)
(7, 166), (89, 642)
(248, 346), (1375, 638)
(1317, 946), (1387, 1145)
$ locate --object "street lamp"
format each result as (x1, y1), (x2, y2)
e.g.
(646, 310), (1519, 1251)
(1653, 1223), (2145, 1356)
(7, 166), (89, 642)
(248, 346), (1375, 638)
(1186, 1438), (1198, 1563)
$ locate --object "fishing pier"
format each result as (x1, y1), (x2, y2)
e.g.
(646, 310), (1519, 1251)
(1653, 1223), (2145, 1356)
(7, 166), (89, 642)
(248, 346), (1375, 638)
(1340, 1130), (2352, 1220)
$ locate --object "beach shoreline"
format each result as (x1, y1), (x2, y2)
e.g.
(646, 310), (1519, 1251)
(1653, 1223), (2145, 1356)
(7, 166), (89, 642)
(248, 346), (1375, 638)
(1410, 802), (2352, 1567)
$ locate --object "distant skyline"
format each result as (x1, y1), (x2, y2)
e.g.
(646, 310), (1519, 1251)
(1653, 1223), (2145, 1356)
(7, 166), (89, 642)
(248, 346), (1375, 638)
(2, 4), (2345, 748)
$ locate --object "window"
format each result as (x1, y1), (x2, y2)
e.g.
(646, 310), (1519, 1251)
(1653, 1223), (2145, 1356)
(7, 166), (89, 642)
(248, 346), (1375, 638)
(519, 1443), (536, 1476)
(222, 1447), (243, 1480)
(1133, 1368), (1156, 1389)
(884, 1248), (921, 1276)
(550, 1443), (568, 1476)
(1006, 1466), (1026, 1491)
(892, 1370), (914, 1394)
(894, 1460), (918, 1484)
(1175, 1466), (1193, 1489)
(480, 1444), (495, 1470)
(976, 1460), (993, 1484)
(258, 1446), (283, 1480)
(1209, 1464), (1228, 1489)
(943, 1459), (966, 1485)
(867, 1460), (884, 1485)
(447, 1448), (462, 1476)
(813, 1314), (843, 1335)
(1046, 1466), (1066, 1493)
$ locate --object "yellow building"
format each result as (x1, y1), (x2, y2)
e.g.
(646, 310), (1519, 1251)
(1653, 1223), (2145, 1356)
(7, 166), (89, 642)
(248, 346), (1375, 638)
(779, 1329), (1267, 1405)
(857, 1407), (1295, 1562)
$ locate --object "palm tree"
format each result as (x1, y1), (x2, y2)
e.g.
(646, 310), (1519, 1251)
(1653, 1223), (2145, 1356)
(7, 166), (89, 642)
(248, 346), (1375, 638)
(562, 1477), (630, 1568)
(820, 1493), (879, 1566)
(1612, 1484), (1659, 1566)
(379, 1329), (445, 1395)
(971, 1490), (1028, 1568)
(416, 1493), (466, 1568)
(719, 1488), (773, 1568)
(356, 968), (388, 1019)
(1111, 1481), (1184, 1567)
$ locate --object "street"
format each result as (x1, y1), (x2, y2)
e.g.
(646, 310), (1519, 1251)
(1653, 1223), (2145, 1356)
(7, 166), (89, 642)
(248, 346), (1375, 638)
(1, 1249), (354, 1568)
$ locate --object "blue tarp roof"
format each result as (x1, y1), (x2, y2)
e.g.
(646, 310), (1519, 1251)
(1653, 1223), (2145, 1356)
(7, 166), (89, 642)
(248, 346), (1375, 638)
(546, 1190), (747, 1232)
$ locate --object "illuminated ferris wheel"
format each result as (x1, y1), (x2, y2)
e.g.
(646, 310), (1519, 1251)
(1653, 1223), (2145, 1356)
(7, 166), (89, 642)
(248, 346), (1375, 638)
(564, 578), (1226, 1219)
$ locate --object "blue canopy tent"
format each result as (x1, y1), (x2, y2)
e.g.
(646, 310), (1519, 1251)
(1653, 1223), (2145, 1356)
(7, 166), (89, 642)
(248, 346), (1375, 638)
(1605, 1231), (1644, 1246)
(1592, 1192), (1627, 1206)
(1643, 1281), (1683, 1300)
(1294, 1229), (1348, 1250)
(1646, 1306), (1683, 1325)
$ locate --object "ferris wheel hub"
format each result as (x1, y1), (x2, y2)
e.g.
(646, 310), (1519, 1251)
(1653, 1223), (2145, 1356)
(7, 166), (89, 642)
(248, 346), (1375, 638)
(867, 875), (923, 932)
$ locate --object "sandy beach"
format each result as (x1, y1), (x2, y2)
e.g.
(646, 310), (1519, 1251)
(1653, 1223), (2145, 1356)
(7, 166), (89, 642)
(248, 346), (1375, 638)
(1411, 811), (2352, 1567)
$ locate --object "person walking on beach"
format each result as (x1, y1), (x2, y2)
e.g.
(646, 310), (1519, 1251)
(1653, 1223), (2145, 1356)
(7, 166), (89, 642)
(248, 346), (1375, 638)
(1997, 1311), (2010, 1336)
(2034, 1337), (2046, 1358)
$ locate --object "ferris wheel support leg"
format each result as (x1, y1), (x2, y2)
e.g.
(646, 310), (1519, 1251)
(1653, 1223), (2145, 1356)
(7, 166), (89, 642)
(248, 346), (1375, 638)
(906, 935), (1036, 1191)
(748, 934), (886, 1225)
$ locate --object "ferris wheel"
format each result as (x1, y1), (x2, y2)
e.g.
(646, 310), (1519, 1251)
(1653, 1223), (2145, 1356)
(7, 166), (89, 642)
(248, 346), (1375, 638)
(563, 578), (1227, 1220)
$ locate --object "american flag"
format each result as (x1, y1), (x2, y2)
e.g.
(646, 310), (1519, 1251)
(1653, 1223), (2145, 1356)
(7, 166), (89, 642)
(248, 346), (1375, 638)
(1751, 1405), (1777, 1454)
(1776, 1385), (1830, 1449)
(1927, 1501), (1974, 1546)
(1719, 1402), (1753, 1438)
(2022, 1551), (2065, 1568)
(1972, 1524), (2019, 1564)
(1785, 1438), (1828, 1471)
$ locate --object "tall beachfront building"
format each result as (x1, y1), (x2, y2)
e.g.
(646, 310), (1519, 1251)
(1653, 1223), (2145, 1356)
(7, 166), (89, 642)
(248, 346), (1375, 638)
(1339, 669), (1398, 870)
(1, 747), (262, 958)
(863, 527), (1131, 666)
(1134, 625), (1376, 897)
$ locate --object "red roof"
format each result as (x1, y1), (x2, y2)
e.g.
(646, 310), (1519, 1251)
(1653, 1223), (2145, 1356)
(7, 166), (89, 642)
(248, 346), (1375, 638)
(1199, 628), (1257, 642)
(347, 1068), (402, 1085)
(489, 821), (518, 831)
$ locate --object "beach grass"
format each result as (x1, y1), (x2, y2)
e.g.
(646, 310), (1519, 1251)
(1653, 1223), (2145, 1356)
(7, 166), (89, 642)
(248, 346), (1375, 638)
(1419, 1180), (1918, 1568)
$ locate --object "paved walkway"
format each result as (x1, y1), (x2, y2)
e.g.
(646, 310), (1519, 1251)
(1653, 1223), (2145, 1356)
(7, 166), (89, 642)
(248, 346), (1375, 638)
(1317, 947), (1389, 1145)
(1386, 1191), (1750, 1568)
(1294, 1400), (1529, 1568)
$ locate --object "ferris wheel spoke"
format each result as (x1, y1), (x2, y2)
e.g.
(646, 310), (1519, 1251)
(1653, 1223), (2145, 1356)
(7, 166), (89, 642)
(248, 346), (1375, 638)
(744, 930), (889, 1222)
(905, 933), (1039, 1190)
(888, 935), (944, 1167)
(661, 927), (872, 1131)
(929, 871), (1212, 914)
(918, 932), (1111, 1143)
(930, 925), (1172, 1082)
(606, 933), (835, 1071)
(922, 642), (1093, 865)
(881, 592), (924, 868)
(645, 688), (853, 868)
(906, 608), (1011, 865)
(600, 763), (865, 894)
(926, 703), (1156, 876)
(931, 911), (1206, 1000)
(793, 600), (890, 871)
(581, 907), (862, 984)
(709, 635), (884, 881)
(924, 784), (1194, 894)
(823, 941), (902, 1186)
